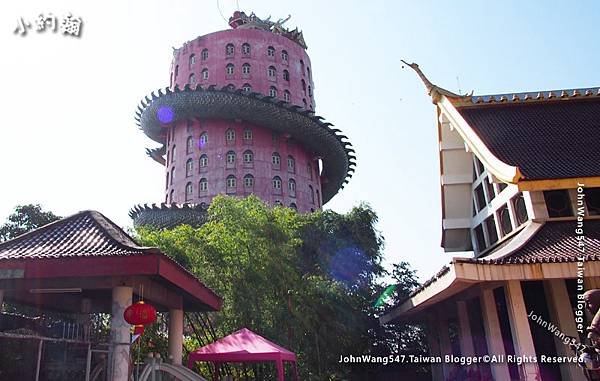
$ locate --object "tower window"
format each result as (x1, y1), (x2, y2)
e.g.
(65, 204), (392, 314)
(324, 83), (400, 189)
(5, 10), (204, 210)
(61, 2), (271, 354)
(226, 175), (236, 191)
(171, 145), (176, 162)
(244, 174), (254, 188)
(226, 151), (236, 165)
(226, 63), (234, 75)
(186, 158), (193, 177)
(165, 172), (169, 189)
(289, 203), (297, 211)
(268, 66), (276, 78)
(485, 215), (498, 246)
(301, 79), (306, 92)
(201, 49), (208, 60)
(170, 189), (174, 203)
(242, 43), (251, 56)
(242, 83), (252, 93)
(544, 190), (573, 217)
(243, 129), (252, 140)
(586, 188), (600, 215)
(189, 73), (196, 84)
(513, 193), (528, 226)
(300, 59), (305, 74)
(288, 178), (296, 197)
(307, 66), (311, 79)
(281, 50), (288, 62)
(474, 224), (486, 251)
(199, 132), (208, 146)
(272, 176), (282, 190)
(283, 90), (290, 102)
(189, 54), (195, 69)
(308, 85), (312, 97)
(202, 68), (209, 80)
(499, 204), (512, 235)
(287, 155), (295, 173)
(226, 43), (234, 56)
(307, 163), (313, 180)
(199, 154), (208, 168)
(226, 129), (235, 141)
(267, 46), (275, 57)
(199, 178), (208, 192)
(243, 150), (253, 164)
(272, 152), (281, 168)
(283, 70), (289, 81)
(242, 63), (251, 76)
(186, 136), (194, 154)
(302, 99), (307, 108)
(174, 65), (179, 79)
(474, 184), (486, 212)
(269, 87), (277, 98)
(309, 185), (314, 204)
(185, 182), (193, 201)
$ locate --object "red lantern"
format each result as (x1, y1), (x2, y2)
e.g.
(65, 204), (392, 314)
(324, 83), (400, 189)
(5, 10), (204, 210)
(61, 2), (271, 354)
(124, 301), (157, 336)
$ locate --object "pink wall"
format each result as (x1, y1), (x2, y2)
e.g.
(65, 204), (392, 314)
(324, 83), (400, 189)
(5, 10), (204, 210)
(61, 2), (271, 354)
(170, 28), (316, 109)
(165, 118), (322, 213)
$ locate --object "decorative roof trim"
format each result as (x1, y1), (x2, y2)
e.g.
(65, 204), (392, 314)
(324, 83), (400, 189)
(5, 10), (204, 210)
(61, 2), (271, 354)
(464, 87), (600, 107)
(401, 60), (472, 104)
(438, 96), (523, 183)
(518, 176), (600, 192)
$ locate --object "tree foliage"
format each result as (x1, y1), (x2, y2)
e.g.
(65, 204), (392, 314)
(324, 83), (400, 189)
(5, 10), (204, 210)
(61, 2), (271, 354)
(0, 204), (61, 242)
(137, 195), (425, 380)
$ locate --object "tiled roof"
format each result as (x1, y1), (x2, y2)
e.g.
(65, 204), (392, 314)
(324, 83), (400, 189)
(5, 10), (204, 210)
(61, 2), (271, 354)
(458, 98), (600, 180)
(457, 220), (600, 265)
(0, 210), (156, 259)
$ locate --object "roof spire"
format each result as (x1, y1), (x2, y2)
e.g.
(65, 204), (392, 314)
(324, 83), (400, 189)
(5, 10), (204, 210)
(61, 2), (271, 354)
(401, 60), (472, 104)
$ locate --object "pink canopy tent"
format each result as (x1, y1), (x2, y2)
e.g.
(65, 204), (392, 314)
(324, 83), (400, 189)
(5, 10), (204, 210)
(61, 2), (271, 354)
(188, 328), (298, 381)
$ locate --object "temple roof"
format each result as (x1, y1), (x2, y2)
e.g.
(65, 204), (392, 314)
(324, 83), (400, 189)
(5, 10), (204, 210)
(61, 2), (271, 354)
(458, 98), (600, 180)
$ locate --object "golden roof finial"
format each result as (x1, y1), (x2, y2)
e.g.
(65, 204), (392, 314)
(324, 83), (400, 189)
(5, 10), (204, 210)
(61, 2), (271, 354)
(401, 60), (473, 104)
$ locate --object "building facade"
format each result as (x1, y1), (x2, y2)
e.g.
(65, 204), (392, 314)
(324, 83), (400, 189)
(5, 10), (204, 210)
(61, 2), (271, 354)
(381, 63), (600, 381)
(131, 12), (355, 227)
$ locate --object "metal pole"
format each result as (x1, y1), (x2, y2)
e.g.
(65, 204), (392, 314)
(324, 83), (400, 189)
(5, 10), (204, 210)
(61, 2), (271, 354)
(35, 339), (44, 381)
(85, 343), (92, 381)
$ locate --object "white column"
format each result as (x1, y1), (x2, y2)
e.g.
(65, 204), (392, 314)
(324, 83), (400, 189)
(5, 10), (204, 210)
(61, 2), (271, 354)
(544, 279), (587, 381)
(480, 287), (511, 381)
(109, 286), (132, 381)
(505, 280), (540, 380)
(456, 300), (475, 356)
(425, 315), (444, 381)
(168, 308), (184, 365)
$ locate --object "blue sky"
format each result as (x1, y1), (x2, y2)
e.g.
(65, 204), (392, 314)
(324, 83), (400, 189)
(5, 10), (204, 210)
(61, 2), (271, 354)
(1, 1), (599, 283)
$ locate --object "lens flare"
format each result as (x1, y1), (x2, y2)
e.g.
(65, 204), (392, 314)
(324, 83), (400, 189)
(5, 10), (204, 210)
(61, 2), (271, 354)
(156, 106), (174, 123)
(328, 246), (371, 287)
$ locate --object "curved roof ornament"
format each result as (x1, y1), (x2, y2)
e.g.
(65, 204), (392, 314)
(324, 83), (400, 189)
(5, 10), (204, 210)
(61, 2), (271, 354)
(401, 60), (473, 104)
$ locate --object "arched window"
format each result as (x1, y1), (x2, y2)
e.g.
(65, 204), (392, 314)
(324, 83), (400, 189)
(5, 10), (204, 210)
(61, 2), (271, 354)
(244, 174), (254, 188)
(226, 84), (235, 91)
(308, 85), (312, 97)
(170, 166), (175, 183)
(302, 98), (307, 108)
(309, 185), (315, 204)
(283, 70), (289, 81)
(201, 49), (209, 60)
(301, 79), (306, 92)
(275, 200), (283, 206)
(165, 172), (169, 189)
(287, 155), (295, 172)
(186, 136), (194, 154)
(226, 63), (234, 75)
(226, 175), (236, 190)
(199, 132), (208, 145)
(307, 163), (313, 180)
(267, 66), (276, 78)
(199, 178), (208, 192)
(267, 46), (275, 57)
(185, 182), (193, 201)
(189, 54), (195, 69)
(243, 129), (252, 140)
(242, 63), (251, 76)
(226, 151), (236, 165)
(272, 176), (282, 189)
(243, 150), (253, 164)
(174, 65), (179, 79)
(288, 178), (296, 197)
(283, 90), (290, 102)
(186, 158), (194, 177)
(242, 43), (251, 56)
(281, 50), (288, 62)
(199, 154), (208, 168)
(307, 66), (311, 79)
(189, 73), (196, 84)
(300, 59), (305, 74)
(289, 203), (297, 210)
(226, 129), (235, 141)
(170, 189), (174, 203)
(272, 152), (281, 167)
(269, 87), (277, 98)
(171, 145), (176, 162)
(226, 43), (234, 56)
(242, 83), (252, 93)
(316, 189), (320, 207)
(202, 68), (209, 80)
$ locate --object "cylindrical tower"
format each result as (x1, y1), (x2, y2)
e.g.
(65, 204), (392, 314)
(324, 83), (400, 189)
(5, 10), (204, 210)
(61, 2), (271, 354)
(131, 11), (355, 228)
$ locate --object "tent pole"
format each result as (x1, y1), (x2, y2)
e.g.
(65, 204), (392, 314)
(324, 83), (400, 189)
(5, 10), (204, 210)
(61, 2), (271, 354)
(276, 360), (284, 381)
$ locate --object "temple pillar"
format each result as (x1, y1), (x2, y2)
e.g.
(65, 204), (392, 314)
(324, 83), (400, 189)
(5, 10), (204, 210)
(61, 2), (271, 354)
(168, 308), (184, 365)
(425, 315), (444, 381)
(544, 279), (587, 381)
(504, 280), (540, 380)
(480, 287), (511, 381)
(456, 300), (475, 356)
(109, 286), (132, 381)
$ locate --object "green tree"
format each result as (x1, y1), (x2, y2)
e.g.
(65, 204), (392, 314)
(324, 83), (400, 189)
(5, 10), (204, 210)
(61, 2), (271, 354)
(0, 204), (61, 242)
